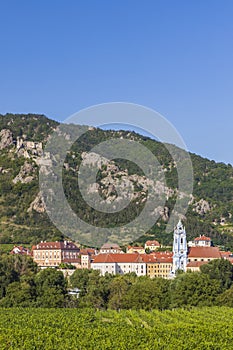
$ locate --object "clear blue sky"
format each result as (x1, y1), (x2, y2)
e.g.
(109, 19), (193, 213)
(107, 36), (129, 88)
(0, 0), (233, 164)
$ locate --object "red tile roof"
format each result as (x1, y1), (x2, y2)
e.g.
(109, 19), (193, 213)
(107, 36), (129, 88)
(145, 240), (160, 246)
(142, 252), (173, 263)
(10, 246), (30, 255)
(188, 246), (221, 258)
(152, 251), (173, 257)
(194, 235), (211, 241)
(93, 252), (173, 264)
(220, 251), (232, 258)
(80, 248), (96, 255)
(187, 261), (207, 268)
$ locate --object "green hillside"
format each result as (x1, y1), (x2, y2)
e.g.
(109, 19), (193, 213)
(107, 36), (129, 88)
(0, 113), (233, 248)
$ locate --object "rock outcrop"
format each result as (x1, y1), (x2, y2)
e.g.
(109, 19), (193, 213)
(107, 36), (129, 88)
(27, 192), (45, 213)
(0, 129), (14, 149)
(13, 161), (36, 184)
(193, 198), (211, 215)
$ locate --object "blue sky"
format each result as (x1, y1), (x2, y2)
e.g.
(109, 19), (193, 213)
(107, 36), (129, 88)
(0, 0), (233, 164)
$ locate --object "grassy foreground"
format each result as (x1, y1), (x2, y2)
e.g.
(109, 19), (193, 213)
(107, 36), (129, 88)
(0, 307), (232, 349)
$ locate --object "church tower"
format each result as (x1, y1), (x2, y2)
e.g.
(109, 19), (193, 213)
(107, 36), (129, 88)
(172, 220), (187, 274)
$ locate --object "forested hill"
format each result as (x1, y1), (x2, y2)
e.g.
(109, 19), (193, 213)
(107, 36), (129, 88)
(0, 113), (233, 249)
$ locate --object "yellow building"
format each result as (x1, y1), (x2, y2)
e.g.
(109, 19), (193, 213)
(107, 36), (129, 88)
(143, 252), (173, 279)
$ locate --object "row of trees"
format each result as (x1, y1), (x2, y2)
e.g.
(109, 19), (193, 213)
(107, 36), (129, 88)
(1, 253), (233, 309)
(69, 259), (233, 310)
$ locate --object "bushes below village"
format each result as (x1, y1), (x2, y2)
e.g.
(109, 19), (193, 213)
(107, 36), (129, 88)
(1, 254), (233, 309)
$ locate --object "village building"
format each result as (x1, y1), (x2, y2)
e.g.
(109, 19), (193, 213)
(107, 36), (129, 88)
(30, 221), (233, 277)
(10, 246), (30, 255)
(188, 235), (212, 247)
(99, 243), (123, 254)
(186, 261), (206, 272)
(194, 235), (212, 247)
(127, 246), (145, 254)
(80, 248), (97, 269)
(144, 240), (160, 251)
(186, 246), (221, 271)
(188, 246), (221, 262)
(220, 251), (233, 260)
(91, 251), (172, 279)
(32, 241), (80, 268)
(144, 251), (173, 279)
(91, 253), (146, 276)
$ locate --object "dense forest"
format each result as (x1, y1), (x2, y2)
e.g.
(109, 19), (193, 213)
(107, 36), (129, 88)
(0, 113), (233, 248)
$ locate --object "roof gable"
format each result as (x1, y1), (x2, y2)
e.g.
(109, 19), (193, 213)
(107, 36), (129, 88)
(194, 235), (211, 241)
(145, 240), (160, 246)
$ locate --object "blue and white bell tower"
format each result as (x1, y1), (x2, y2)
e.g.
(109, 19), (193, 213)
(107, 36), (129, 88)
(172, 220), (187, 274)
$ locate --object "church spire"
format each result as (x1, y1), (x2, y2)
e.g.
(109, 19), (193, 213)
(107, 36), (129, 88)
(172, 220), (187, 274)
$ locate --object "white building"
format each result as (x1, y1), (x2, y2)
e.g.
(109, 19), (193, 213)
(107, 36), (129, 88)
(194, 235), (212, 247)
(188, 235), (212, 247)
(91, 253), (146, 276)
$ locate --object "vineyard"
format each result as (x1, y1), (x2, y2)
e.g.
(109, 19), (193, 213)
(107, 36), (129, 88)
(0, 307), (233, 349)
